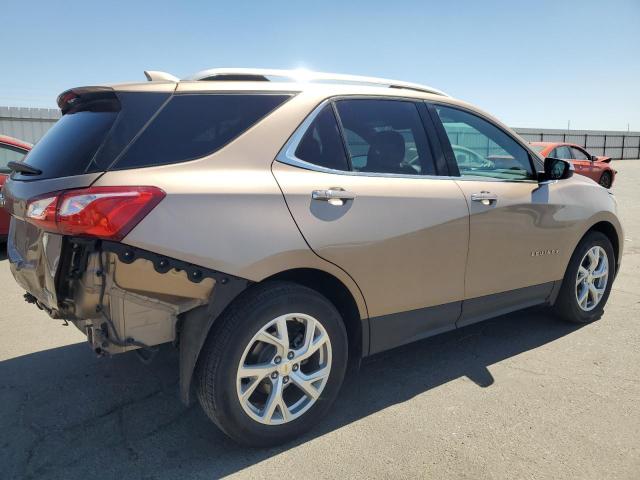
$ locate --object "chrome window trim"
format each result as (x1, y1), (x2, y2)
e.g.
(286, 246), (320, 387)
(276, 95), (545, 185)
(275, 96), (456, 181)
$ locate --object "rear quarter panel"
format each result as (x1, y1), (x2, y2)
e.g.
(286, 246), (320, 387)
(94, 91), (369, 319)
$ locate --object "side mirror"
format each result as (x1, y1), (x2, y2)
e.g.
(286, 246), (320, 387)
(540, 157), (573, 182)
(591, 154), (598, 161)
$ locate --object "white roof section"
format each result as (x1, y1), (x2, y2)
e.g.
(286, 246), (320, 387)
(181, 68), (450, 97)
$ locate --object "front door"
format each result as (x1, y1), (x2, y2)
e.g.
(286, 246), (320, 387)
(273, 98), (469, 353)
(569, 146), (597, 181)
(431, 104), (567, 326)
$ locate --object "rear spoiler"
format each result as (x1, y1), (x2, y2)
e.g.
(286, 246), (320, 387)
(57, 86), (117, 114)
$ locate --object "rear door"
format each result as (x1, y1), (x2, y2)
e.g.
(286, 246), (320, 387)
(429, 103), (566, 326)
(272, 98), (469, 354)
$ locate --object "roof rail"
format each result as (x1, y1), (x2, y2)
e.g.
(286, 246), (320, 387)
(184, 68), (449, 97)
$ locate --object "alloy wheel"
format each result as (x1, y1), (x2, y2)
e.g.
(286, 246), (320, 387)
(236, 313), (332, 425)
(575, 246), (609, 312)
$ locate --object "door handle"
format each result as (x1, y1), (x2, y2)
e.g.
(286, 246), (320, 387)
(312, 188), (355, 206)
(470, 191), (498, 205)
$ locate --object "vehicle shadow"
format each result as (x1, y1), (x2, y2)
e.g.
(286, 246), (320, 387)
(1, 307), (582, 479)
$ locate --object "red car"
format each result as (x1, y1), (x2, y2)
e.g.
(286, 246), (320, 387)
(0, 135), (32, 241)
(530, 142), (616, 188)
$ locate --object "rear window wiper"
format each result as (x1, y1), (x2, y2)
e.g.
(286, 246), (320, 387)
(7, 161), (42, 176)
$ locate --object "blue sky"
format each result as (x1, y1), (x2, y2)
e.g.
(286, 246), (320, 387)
(2, 0), (639, 130)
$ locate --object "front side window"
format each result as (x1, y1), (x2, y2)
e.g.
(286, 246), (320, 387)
(294, 105), (350, 171)
(570, 147), (589, 160)
(553, 146), (572, 159)
(435, 105), (534, 180)
(0, 144), (28, 173)
(335, 99), (436, 175)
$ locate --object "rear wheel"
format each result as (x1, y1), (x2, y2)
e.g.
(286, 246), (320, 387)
(599, 171), (612, 188)
(196, 281), (348, 447)
(553, 231), (615, 323)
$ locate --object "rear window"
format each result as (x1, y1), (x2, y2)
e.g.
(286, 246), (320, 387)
(11, 91), (170, 181)
(113, 94), (292, 170)
(11, 92), (290, 181)
(14, 110), (117, 180)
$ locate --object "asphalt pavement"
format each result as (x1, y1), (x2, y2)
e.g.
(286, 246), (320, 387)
(1, 162), (639, 479)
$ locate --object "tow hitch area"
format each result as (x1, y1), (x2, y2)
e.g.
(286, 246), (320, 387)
(46, 237), (244, 356)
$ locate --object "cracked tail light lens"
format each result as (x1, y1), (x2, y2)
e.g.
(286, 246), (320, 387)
(25, 186), (165, 240)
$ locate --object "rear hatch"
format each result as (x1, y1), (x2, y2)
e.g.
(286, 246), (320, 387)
(4, 86), (172, 313)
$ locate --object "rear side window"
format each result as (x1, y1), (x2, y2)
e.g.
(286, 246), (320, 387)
(335, 99), (436, 175)
(0, 144), (27, 173)
(114, 94), (291, 170)
(294, 105), (350, 171)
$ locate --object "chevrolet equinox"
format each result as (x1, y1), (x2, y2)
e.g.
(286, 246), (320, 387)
(3, 68), (623, 446)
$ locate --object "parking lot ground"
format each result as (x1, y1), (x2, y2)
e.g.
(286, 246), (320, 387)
(1, 162), (640, 480)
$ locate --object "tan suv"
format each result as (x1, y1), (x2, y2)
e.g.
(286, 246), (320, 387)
(3, 68), (623, 446)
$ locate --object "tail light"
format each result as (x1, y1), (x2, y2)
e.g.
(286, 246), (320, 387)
(25, 186), (165, 240)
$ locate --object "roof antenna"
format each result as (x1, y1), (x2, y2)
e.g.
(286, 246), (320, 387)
(144, 70), (179, 82)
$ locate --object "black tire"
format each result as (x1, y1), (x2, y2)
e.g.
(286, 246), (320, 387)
(599, 171), (612, 189)
(196, 281), (348, 447)
(553, 231), (615, 323)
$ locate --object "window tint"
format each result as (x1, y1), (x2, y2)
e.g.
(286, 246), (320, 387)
(335, 99), (436, 175)
(553, 146), (572, 159)
(435, 105), (533, 180)
(91, 92), (170, 170)
(294, 105), (349, 171)
(115, 94), (291, 170)
(570, 147), (589, 160)
(10, 92), (173, 181)
(0, 144), (27, 173)
(13, 110), (117, 180)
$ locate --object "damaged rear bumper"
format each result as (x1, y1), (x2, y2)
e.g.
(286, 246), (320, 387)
(10, 233), (250, 402)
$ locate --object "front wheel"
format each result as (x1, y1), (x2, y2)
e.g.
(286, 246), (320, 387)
(196, 281), (348, 447)
(553, 231), (615, 323)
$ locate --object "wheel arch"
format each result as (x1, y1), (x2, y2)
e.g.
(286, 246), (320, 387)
(264, 268), (368, 363)
(178, 266), (369, 406)
(586, 220), (621, 274)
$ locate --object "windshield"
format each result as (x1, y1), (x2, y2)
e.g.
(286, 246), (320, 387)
(530, 144), (547, 153)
